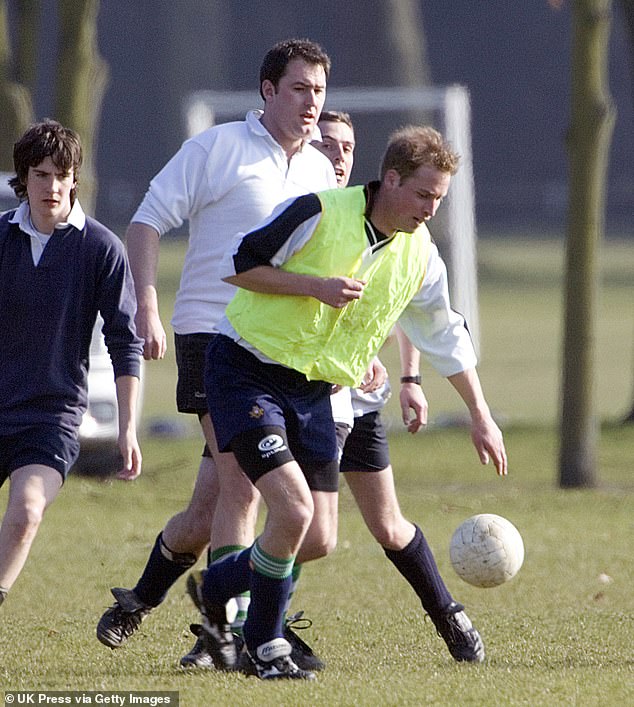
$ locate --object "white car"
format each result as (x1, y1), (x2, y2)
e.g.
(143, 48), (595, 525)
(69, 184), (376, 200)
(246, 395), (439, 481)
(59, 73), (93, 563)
(75, 318), (144, 475)
(1, 173), (143, 475)
(0, 172), (16, 211)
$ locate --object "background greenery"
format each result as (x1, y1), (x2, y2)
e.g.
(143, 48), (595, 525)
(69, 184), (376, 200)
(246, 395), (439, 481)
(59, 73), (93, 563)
(1, 236), (633, 705)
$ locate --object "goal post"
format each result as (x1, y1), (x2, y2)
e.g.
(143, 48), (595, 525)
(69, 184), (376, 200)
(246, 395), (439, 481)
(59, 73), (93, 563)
(184, 85), (480, 353)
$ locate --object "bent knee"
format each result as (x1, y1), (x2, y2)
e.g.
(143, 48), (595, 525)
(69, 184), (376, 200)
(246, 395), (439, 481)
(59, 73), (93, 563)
(230, 483), (260, 508)
(370, 519), (413, 550)
(217, 487), (260, 520)
(6, 501), (46, 540)
(310, 536), (336, 560)
(298, 527), (337, 562)
(284, 498), (314, 537)
(372, 528), (399, 548)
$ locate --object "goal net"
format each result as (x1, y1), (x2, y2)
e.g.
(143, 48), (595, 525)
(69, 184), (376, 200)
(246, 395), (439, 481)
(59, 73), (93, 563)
(184, 85), (479, 353)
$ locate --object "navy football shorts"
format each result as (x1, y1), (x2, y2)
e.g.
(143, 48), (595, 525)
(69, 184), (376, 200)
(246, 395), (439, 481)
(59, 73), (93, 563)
(174, 332), (216, 458)
(0, 425), (80, 485)
(205, 335), (339, 492)
(174, 332), (215, 415)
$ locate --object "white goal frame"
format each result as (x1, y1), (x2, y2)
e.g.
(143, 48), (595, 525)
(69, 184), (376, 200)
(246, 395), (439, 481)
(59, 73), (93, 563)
(184, 85), (479, 353)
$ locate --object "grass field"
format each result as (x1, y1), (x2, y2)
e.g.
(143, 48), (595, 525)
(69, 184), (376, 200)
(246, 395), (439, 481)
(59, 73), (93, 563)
(1, 236), (633, 705)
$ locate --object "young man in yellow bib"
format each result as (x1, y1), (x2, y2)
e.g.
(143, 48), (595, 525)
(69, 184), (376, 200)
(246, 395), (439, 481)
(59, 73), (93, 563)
(313, 111), (489, 666)
(188, 125), (507, 680)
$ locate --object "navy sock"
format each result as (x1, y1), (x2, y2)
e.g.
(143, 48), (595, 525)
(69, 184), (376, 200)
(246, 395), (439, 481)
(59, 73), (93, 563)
(202, 546), (252, 605)
(133, 533), (196, 607)
(241, 540), (294, 652)
(384, 525), (453, 620)
(242, 569), (292, 653)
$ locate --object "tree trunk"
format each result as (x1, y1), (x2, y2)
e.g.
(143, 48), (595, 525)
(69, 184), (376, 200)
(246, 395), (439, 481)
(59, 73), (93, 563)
(14, 0), (39, 90)
(0, 0), (33, 170)
(616, 0), (634, 423)
(618, 0), (634, 95)
(559, 0), (616, 487)
(55, 0), (109, 215)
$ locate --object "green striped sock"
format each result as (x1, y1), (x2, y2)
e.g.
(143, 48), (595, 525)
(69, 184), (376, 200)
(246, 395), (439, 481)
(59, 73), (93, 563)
(251, 539), (295, 579)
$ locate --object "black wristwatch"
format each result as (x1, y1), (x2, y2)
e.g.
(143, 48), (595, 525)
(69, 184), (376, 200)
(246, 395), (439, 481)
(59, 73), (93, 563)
(400, 375), (421, 385)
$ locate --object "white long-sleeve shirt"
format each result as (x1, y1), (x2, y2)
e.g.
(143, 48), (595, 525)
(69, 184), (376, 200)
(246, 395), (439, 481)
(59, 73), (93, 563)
(132, 110), (336, 333)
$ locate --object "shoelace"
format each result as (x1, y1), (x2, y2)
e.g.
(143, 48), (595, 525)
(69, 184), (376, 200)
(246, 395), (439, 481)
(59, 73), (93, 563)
(112, 605), (145, 637)
(424, 607), (470, 642)
(285, 610), (313, 631)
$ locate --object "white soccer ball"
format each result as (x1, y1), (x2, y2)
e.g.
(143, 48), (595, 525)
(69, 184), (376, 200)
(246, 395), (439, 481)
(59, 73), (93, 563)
(449, 513), (524, 588)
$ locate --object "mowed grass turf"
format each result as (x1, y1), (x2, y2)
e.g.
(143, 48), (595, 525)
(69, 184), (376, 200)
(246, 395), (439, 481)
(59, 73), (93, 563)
(1, 236), (633, 705)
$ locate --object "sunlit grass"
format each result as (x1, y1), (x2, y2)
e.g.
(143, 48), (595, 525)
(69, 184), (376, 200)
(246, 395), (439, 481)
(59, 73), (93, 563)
(1, 236), (633, 705)
(1, 427), (633, 705)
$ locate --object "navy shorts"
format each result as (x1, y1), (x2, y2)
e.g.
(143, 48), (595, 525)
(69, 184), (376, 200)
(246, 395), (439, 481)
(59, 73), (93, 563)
(174, 333), (215, 415)
(175, 333), (216, 458)
(205, 335), (339, 492)
(0, 425), (80, 486)
(339, 410), (390, 473)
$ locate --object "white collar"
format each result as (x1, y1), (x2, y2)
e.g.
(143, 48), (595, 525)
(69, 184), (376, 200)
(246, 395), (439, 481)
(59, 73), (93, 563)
(9, 199), (86, 237)
(245, 109), (322, 151)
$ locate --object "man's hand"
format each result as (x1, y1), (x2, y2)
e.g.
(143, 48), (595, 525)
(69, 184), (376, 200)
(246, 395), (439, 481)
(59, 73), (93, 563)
(358, 357), (387, 393)
(136, 306), (167, 360)
(447, 368), (508, 477)
(400, 383), (429, 433)
(314, 276), (365, 308)
(470, 414), (508, 476)
(116, 431), (142, 480)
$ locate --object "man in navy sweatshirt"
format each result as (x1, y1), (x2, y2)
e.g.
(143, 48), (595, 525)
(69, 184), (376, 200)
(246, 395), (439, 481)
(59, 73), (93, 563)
(0, 119), (143, 608)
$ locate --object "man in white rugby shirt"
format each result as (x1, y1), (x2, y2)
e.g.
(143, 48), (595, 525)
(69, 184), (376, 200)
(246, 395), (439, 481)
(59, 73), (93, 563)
(96, 38), (336, 671)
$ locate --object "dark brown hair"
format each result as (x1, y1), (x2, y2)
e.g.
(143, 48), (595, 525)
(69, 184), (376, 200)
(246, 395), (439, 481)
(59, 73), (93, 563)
(10, 119), (82, 201)
(259, 38), (331, 99)
(318, 110), (354, 133)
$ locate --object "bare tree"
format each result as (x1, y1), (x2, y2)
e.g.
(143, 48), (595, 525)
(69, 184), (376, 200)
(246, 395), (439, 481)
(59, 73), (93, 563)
(559, 0), (616, 487)
(0, 0), (34, 168)
(55, 0), (109, 213)
(0, 0), (106, 213)
(617, 0), (634, 423)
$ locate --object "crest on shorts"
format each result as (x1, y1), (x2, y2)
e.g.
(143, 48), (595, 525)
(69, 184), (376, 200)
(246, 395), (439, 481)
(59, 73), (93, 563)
(248, 404), (265, 419)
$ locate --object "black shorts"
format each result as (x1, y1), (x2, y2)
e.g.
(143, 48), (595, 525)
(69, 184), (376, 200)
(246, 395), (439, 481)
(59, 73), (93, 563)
(0, 425), (80, 486)
(339, 410), (390, 473)
(205, 335), (339, 492)
(174, 332), (215, 415)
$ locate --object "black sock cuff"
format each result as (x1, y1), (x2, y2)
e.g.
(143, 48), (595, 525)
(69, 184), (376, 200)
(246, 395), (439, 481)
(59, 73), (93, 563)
(384, 524), (423, 561)
(158, 532), (197, 568)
